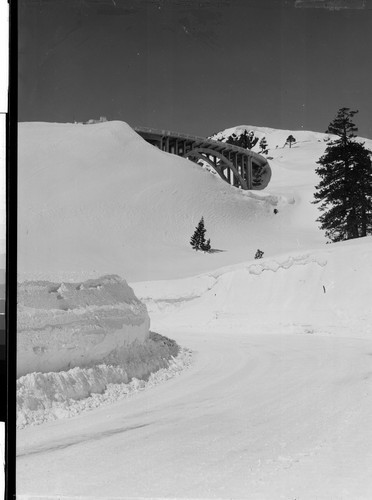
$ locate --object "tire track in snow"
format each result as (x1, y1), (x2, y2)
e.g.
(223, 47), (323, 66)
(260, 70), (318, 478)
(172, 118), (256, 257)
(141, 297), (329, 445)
(17, 332), (372, 498)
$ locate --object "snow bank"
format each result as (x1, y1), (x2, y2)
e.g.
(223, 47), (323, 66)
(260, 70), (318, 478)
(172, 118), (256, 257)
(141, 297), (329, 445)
(17, 332), (192, 429)
(133, 237), (372, 338)
(17, 275), (149, 377)
(17, 275), (195, 429)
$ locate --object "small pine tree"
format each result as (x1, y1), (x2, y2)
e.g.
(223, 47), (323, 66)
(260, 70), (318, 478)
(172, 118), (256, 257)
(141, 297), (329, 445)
(190, 217), (212, 252)
(259, 137), (269, 154)
(255, 249), (264, 259)
(201, 238), (211, 252)
(285, 135), (296, 148)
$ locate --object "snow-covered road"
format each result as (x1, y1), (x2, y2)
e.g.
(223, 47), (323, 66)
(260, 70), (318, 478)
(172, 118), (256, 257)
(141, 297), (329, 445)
(17, 330), (372, 499)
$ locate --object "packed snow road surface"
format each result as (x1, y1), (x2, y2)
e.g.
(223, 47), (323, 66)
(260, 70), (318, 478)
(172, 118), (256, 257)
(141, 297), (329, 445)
(17, 330), (372, 499)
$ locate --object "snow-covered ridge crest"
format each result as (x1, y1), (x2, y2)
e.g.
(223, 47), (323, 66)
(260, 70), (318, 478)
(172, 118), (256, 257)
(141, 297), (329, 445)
(17, 274), (150, 377)
(210, 124), (372, 152)
(210, 124), (328, 150)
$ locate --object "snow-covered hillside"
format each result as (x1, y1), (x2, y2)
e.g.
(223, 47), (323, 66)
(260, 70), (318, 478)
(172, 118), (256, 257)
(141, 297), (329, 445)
(19, 121), (359, 283)
(210, 124), (329, 150)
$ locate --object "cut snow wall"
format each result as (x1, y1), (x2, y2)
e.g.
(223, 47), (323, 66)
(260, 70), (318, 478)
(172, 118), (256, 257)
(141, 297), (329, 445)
(17, 275), (150, 377)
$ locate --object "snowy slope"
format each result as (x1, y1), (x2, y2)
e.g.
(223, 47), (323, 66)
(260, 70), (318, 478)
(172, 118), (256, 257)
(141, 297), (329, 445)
(18, 120), (361, 283)
(17, 121), (372, 499)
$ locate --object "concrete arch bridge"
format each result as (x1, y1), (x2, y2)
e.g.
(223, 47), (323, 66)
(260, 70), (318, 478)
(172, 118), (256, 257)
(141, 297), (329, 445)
(134, 126), (271, 190)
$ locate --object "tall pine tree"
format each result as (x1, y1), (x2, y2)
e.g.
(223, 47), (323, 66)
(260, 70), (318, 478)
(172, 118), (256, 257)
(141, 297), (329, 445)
(313, 108), (372, 242)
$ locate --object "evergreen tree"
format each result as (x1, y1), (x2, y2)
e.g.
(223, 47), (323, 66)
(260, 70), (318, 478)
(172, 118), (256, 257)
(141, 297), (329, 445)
(313, 107), (372, 242)
(225, 130), (258, 150)
(255, 249), (264, 259)
(259, 137), (269, 154)
(190, 217), (212, 252)
(285, 135), (296, 148)
(201, 238), (211, 252)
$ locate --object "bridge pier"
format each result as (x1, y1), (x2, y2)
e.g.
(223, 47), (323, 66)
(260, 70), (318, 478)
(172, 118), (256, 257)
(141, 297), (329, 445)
(227, 152), (232, 185)
(247, 156), (252, 189)
(233, 154), (239, 187)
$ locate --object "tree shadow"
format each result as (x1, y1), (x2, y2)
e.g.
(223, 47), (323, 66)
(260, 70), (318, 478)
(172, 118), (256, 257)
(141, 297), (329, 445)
(209, 248), (225, 254)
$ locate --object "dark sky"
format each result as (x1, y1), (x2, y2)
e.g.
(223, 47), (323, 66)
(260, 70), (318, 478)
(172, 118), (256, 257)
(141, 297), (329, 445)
(18, 0), (372, 138)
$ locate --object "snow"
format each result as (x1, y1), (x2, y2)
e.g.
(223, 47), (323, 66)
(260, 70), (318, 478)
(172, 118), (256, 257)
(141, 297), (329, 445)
(17, 275), (150, 377)
(16, 275), (193, 430)
(133, 238), (372, 338)
(17, 330), (372, 499)
(17, 337), (192, 430)
(16, 120), (372, 498)
(210, 124), (329, 150)
(18, 120), (349, 283)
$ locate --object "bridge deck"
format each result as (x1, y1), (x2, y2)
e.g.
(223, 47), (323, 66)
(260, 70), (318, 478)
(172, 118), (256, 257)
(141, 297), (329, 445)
(134, 126), (268, 166)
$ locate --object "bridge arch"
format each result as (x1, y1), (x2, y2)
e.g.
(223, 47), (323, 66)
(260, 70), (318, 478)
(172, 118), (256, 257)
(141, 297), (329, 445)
(134, 126), (272, 190)
(184, 147), (248, 189)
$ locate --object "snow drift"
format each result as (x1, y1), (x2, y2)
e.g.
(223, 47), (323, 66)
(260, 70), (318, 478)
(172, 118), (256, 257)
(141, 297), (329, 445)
(18, 120), (342, 283)
(133, 236), (372, 338)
